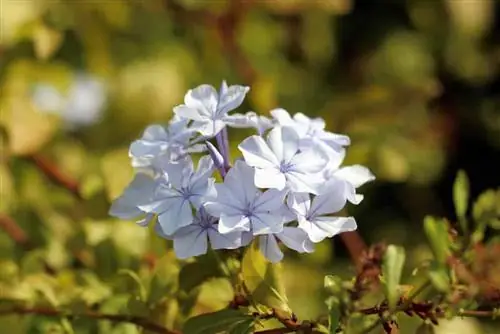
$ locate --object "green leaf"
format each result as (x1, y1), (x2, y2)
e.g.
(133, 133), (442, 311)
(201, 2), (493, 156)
(423, 216), (450, 264)
(241, 240), (290, 313)
(472, 189), (500, 233)
(453, 170), (469, 232)
(324, 275), (343, 295)
(127, 295), (149, 317)
(415, 323), (435, 334)
(147, 253), (179, 306)
(179, 254), (222, 292)
(183, 309), (254, 334)
(325, 296), (341, 334)
(428, 264), (450, 292)
(118, 269), (146, 301)
(382, 245), (406, 310)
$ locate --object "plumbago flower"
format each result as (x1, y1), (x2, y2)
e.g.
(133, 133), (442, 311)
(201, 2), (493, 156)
(110, 80), (375, 262)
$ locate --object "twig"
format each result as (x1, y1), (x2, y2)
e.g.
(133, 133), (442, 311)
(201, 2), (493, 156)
(0, 214), (32, 250)
(28, 154), (82, 199)
(0, 306), (178, 334)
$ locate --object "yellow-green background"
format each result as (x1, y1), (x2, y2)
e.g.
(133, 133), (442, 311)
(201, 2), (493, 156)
(1, 0), (499, 333)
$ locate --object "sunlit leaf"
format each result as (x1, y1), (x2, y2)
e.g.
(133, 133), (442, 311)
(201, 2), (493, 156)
(453, 170), (469, 232)
(33, 22), (63, 60)
(423, 216), (450, 264)
(325, 296), (341, 333)
(428, 264), (450, 293)
(178, 254), (222, 292)
(241, 240), (290, 313)
(382, 245), (406, 310)
(183, 309), (254, 334)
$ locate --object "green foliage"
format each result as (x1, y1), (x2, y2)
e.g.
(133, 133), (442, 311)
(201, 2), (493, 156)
(1, 1), (499, 333)
(424, 216), (451, 264)
(183, 309), (254, 334)
(382, 245), (406, 310)
(453, 170), (470, 233)
(241, 241), (290, 313)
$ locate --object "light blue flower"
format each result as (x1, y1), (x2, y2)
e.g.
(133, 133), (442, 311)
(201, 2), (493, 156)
(258, 226), (314, 263)
(155, 207), (242, 259)
(174, 81), (250, 137)
(129, 115), (194, 169)
(287, 178), (357, 243)
(224, 111), (274, 135)
(271, 108), (350, 161)
(238, 126), (328, 194)
(205, 160), (287, 235)
(322, 164), (376, 204)
(138, 155), (216, 235)
(109, 173), (156, 226)
(32, 73), (107, 128)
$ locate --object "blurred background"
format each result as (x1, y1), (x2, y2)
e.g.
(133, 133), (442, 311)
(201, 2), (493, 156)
(1, 0), (499, 333)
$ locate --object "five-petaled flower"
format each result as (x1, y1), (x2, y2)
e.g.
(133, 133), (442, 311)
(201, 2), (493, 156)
(138, 155), (216, 235)
(174, 81), (250, 137)
(238, 126), (328, 194)
(205, 160), (287, 235)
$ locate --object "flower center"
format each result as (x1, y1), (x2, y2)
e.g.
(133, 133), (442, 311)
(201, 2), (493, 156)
(279, 161), (294, 173)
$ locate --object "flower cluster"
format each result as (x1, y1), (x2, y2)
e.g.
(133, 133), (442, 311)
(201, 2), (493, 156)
(110, 81), (374, 262)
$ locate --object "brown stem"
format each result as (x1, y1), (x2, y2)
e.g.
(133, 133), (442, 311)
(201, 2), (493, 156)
(28, 154), (82, 199)
(0, 306), (178, 334)
(340, 231), (368, 272)
(0, 214), (32, 250)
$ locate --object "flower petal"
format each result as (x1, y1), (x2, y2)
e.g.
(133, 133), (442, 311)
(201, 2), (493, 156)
(173, 105), (205, 121)
(310, 179), (347, 216)
(334, 165), (375, 188)
(276, 226), (314, 253)
(218, 214), (251, 234)
(254, 189), (287, 212)
(173, 226), (208, 259)
(254, 167), (286, 190)
(217, 84), (250, 115)
(157, 199), (193, 235)
(259, 235), (283, 263)
(286, 192), (311, 217)
(300, 216), (357, 243)
(239, 135), (280, 169)
(208, 227), (242, 249)
(251, 212), (284, 235)
(184, 84), (218, 118)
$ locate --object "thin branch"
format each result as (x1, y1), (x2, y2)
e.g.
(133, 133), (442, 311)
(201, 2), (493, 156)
(0, 214), (32, 250)
(28, 154), (82, 199)
(0, 306), (179, 334)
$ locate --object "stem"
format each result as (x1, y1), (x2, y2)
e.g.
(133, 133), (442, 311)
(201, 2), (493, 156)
(28, 154), (82, 199)
(0, 306), (178, 334)
(221, 127), (231, 169)
(0, 214), (32, 250)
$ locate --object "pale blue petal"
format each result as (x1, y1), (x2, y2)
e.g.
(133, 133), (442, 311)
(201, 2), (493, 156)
(219, 214), (251, 234)
(157, 199), (193, 235)
(191, 119), (226, 137)
(224, 161), (257, 206)
(238, 135), (280, 169)
(173, 105), (205, 121)
(259, 235), (283, 263)
(109, 196), (144, 219)
(276, 226), (314, 253)
(251, 212), (284, 235)
(204, 202), (242, 218)
(285, 170), (324, 194)
(208, 227), (242, 249)
(290, 148), (328, 174)
(286, 192), (311, 217)
(270, 108), (293, 126)
(310, 179), (347, 216)
(173, 226), (208, 259)
(334, 165), (375, 188)
(193, 155), (214, 182)
(254, 189), (287, 212)
(184, 84), (218, 118)
(217, 84), (250, 115)
(254, 167), (286, 190)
